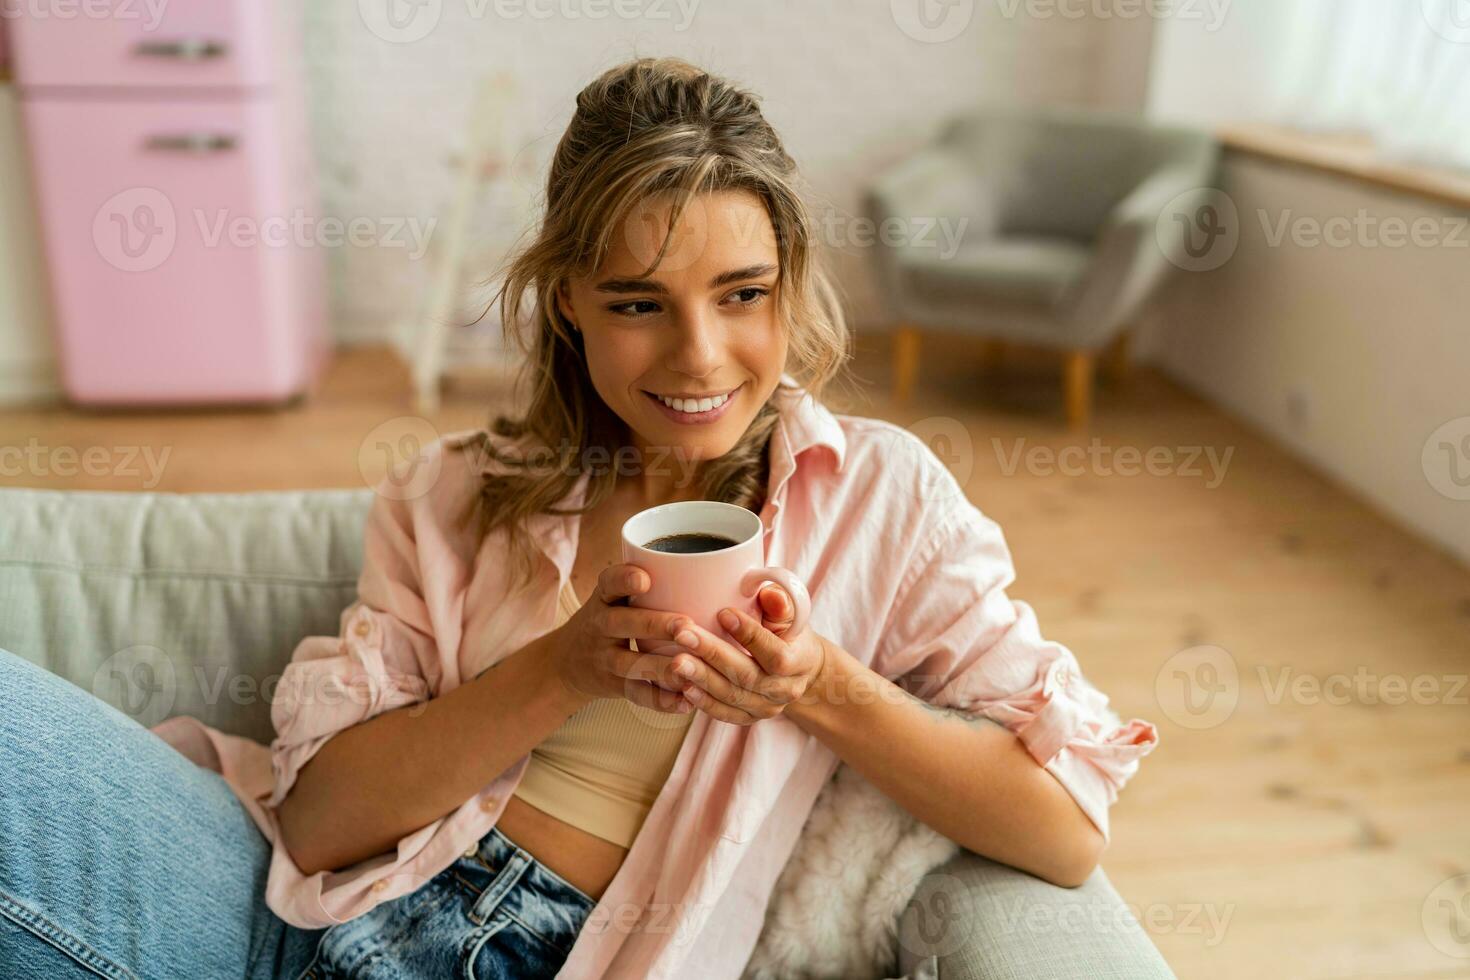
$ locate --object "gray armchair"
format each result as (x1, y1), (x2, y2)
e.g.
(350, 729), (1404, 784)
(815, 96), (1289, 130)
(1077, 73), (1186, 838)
(866, 106), (1219, 427)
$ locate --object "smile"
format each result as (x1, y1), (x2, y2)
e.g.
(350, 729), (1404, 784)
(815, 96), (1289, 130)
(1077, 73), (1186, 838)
(642, 384), (743, 424)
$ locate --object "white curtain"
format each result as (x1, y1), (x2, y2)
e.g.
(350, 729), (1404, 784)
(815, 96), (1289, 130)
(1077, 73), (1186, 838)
(1274, 0), (1470, 171)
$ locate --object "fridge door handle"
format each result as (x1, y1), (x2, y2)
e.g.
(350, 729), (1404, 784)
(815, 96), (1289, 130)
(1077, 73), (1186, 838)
(132, 39), (230, 61)
(143, 133), (240, 154)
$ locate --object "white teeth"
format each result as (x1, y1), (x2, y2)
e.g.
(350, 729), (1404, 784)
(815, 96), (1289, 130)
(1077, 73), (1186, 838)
(657, 390), (731, 413)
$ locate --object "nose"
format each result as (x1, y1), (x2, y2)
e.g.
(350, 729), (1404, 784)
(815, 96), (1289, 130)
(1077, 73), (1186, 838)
(663, 306), (722, 380)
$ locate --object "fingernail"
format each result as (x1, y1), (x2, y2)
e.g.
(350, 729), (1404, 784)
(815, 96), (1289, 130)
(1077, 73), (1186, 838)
(676, 629), (698, 648)
(673, 660), (692, 678)
(718, 609), (738, 630)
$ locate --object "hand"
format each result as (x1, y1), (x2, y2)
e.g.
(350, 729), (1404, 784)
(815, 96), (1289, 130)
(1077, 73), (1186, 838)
(545, 564), (697, 715)
(663, 597), (830, 726)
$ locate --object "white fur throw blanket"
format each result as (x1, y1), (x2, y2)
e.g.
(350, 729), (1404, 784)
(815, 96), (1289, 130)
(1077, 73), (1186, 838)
(740, 763), (960, 980)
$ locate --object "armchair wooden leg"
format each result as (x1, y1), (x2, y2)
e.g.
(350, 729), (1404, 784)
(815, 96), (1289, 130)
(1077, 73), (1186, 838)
(1104, 330), (1132, 384)
(1063, 350), (1094, 430)
(979, 340), (1005, 376)
(893, 326), (921, 404)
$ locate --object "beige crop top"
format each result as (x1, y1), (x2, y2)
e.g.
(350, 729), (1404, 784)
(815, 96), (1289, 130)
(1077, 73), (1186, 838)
(510, 577), (696, 848)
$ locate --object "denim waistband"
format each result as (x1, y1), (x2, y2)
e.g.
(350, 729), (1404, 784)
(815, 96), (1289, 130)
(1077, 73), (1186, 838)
(446, 824), (597, 955)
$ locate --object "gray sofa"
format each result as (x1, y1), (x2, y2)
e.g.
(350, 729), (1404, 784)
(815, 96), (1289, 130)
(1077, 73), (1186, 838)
(0, 487), (1174, 979)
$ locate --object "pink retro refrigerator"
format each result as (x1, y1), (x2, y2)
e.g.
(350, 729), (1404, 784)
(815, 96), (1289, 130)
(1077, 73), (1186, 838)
(9, 0), (328, 406)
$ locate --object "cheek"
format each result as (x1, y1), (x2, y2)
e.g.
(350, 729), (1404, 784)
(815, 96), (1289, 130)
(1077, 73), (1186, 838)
(582, 330), (652, 392)
(735, 316), (787, 371)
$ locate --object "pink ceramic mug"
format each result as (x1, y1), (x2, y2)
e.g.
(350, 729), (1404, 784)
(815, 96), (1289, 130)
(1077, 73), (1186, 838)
(621, 500), (811, 657)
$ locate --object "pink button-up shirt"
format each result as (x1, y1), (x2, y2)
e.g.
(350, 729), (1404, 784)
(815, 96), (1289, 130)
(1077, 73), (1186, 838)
(150, 375), (1157, 979)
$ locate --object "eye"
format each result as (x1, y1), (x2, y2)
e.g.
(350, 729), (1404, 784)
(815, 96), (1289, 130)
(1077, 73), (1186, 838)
(607, 299), (661, 320)
(726, 286), (769, 309)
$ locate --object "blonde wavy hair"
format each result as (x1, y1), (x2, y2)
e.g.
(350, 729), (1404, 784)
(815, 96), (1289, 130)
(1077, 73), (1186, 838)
(456, 56), (854, 594)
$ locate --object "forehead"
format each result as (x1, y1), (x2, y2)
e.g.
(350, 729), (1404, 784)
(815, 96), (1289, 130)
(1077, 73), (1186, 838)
(599, 188), (777, 280)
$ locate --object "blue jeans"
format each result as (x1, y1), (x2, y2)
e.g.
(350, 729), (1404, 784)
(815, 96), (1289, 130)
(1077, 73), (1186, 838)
(0, 648), (596, 979)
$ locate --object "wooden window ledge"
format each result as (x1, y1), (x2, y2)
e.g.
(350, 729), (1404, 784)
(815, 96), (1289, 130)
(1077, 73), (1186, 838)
(1218, 122), (1470, 211)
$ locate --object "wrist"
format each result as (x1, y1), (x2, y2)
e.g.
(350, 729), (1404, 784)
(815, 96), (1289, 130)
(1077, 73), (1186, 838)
(540, 632), (597, 716)
(786, 637), (861, 731)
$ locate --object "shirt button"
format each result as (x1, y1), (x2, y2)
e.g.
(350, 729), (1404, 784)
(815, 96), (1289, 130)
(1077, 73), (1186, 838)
(480, 795), (500, 812)
(353, 621), (371, 638)
(371, 879), (388, 892)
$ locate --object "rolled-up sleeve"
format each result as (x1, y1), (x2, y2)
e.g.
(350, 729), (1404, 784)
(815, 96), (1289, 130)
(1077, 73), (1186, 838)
(871, 503), (1158, 840)
(266, 488), (442, 809)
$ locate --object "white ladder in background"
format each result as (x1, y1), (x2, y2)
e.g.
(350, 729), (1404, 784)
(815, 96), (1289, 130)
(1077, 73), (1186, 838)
(400, 71), (531, 415)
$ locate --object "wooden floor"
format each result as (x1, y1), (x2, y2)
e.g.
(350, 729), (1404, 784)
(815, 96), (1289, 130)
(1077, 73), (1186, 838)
(3, 338), (1469, 979)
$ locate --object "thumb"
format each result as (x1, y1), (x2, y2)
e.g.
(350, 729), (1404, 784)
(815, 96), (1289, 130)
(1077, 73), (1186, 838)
(757, 585), (795, 626)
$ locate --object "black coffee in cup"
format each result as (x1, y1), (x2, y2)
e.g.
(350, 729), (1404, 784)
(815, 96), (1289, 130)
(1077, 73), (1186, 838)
(644, 531), (739, 554)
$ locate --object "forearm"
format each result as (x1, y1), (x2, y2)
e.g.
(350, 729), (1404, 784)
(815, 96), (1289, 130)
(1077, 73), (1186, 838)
(785, 642), (1104, 887)
(277, 632), (589, 875)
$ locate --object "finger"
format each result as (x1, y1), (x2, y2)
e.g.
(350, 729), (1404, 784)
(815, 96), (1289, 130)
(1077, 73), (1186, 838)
(717, 607), (798, 676)
(681, 684), (761, 726)
(671, 621), (766, 692)
(668, 637), (792, 717)
(596, 563), (650, 605)
(671, 643), (798, 707)
(601, 606), (689, 643)
(756, 585), (795, 627)
(604, 644), (686, 693)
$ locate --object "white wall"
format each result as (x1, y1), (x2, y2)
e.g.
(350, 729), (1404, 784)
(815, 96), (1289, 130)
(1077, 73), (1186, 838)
(1147, 153), (1470, 566)
(299, 0), (1117, 344)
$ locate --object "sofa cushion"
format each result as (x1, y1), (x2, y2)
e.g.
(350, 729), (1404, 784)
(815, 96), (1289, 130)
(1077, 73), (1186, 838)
(900, 235), (1092, 308)
(0, 488), (373, 743)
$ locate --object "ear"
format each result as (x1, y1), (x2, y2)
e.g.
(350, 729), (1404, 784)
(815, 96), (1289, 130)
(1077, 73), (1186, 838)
(555, 281), (579, 333)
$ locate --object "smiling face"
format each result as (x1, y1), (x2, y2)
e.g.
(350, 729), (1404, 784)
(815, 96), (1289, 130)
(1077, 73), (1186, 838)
(556, 189), (787, 489)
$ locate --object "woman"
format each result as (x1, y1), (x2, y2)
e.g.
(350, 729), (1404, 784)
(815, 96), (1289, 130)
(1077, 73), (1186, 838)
(0, 57), (1156, 978)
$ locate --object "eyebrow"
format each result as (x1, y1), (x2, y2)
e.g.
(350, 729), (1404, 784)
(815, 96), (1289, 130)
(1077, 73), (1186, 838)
(592, 263), (779, 296)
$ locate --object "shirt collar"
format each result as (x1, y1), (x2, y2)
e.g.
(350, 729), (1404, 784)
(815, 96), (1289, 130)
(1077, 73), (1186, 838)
(771, 371), (847, 478)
